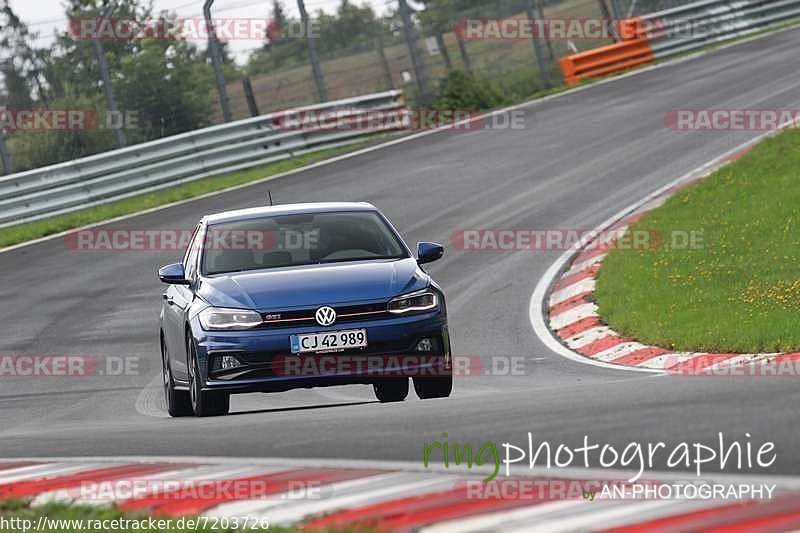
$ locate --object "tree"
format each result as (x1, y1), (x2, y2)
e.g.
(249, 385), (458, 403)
(246, 0), (307, 75)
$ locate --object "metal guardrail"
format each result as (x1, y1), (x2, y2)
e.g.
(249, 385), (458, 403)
(0, 91), (404, 228)
(627, 0), (800, 58)
(561, 0), (800, 85)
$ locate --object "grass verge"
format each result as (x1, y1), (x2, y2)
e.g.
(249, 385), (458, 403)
(0, 141), (377, 250)
(0, 499), (367, 532)
(595, 127), (800, 353)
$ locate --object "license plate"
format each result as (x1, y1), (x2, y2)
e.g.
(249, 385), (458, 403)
(290, 329), (368, 354)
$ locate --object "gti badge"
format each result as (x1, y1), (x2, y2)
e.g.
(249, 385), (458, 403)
(315, 306), (337, 326)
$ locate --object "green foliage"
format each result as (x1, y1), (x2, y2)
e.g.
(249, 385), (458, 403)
(432, 70), (511, 111)
(6, 88), (115, 171)
(0, 0), (218, 170)
(115, 37), (214, 141)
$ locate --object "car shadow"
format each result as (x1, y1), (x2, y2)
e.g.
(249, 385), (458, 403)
(227, 400), (378, 416)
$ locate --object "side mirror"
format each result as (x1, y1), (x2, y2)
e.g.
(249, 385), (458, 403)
(417, 242), (444, 264)
(158, 263), (189, 285)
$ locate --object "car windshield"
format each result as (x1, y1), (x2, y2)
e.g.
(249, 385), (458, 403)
(201, 210), (408, 275)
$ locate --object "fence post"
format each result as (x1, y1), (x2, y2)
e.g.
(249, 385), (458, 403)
(93, 3), (127, 147)
(0, 133), (13, 175)
(434, 31), (452, 71)
(203, 0), (233, 122)
(297, 0), (328, 103)
(524, 0), (552, 89)
(242, 77), (260, 117)
(398, 0), (430, 104)
(376, 33), (395, 90)
(455, 30), (472, 74)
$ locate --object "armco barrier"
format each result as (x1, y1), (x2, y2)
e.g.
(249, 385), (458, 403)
(559, 39), (654, 87)
(0, 91), (404, 228)
(621, 0), (800, 58)
(560, 0), (800, 86)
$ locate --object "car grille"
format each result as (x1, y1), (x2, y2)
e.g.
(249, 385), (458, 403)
(258, 302), (390, 327)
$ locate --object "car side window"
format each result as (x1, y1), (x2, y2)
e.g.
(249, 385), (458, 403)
(183, 224), (203, 282)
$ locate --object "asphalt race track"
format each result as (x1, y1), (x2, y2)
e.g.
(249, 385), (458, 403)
(2, 29), (800, 477)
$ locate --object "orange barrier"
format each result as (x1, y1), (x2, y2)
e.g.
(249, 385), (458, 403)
(559, 38), (654, 87)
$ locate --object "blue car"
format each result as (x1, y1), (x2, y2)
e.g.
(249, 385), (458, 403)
(158, 202), (452, 416)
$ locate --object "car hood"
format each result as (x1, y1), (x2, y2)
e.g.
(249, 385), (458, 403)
(197, 258), (428, 310)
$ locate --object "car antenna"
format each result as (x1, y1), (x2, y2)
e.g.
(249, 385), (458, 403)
(267, 190), (274, 206)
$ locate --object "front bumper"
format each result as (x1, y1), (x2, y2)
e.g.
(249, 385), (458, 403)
(190, 310), (451, 393)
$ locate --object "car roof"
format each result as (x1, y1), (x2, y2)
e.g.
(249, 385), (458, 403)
(203, 202), (378, 225)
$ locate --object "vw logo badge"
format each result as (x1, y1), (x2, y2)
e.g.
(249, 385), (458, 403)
(315, 306), (337, 326)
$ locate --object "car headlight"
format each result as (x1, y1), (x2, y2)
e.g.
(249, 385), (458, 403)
(387, 289), (439, 314)
(198, 307), (262, 330)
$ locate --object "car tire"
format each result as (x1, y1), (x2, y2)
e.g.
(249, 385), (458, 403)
(373, 378), (409, 402)
(413, 360), (453, 399)
(162, 337), (192, 417)
(187, 335), (230, 417)
(413, 375), (453, 399)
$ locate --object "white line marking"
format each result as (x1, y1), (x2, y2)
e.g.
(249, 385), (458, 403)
(549, 279), (596, 306)
(565, 326), (613, 349)
(507, 499), (678, 533)
(419, 500), (585, 533)
(637, 353), (701, 370)
(564, 253), (608, 276)
(549, 303), (598, 332)
(0, 463), (104, 485)
(592, 342), (649, 363)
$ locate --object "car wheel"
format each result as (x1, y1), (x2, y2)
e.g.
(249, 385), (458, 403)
(162, 337), (192, 417)
(413, 375), (453, 399)
(187, 335), (230, 417)
(413, 360), (453, 399)
(373, 377), (409, 402)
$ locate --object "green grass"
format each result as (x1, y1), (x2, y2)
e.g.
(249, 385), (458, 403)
(0, 141), (375, 249)
(0, 499), (368, 532)
(595, 127), (800, 353)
